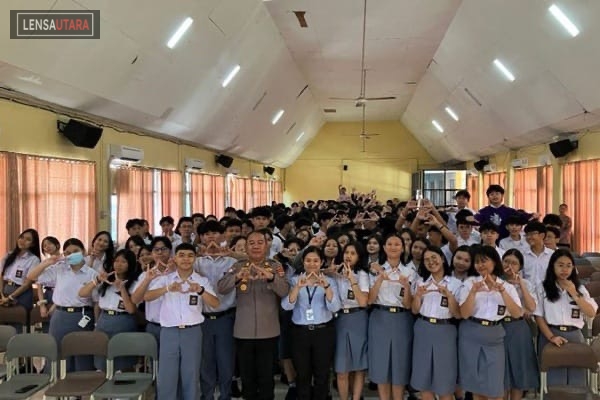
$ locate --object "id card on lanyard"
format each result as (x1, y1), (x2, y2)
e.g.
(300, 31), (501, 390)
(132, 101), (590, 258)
(306, 287), (317, 321)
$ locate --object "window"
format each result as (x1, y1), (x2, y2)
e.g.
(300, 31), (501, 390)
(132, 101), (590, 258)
(188, 173), (225, 218)
(0, 152), (97, 255)
(563, 160), (600, 252)
(513, 166), (553, 215)
(422, 170), (467, 206)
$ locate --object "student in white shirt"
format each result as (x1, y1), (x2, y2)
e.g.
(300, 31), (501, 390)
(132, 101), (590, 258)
(145, 243), (219, 400)
(534, 249), (598, 386)
(86, 231), (114, 273)
(479, 222), (505, 259)
(499, 215), (528, 252)
(543, 226), (561, 251)
(522, 221), (554, 285)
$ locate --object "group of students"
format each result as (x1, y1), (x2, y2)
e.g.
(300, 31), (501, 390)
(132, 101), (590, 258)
(0, 184), (594, 400)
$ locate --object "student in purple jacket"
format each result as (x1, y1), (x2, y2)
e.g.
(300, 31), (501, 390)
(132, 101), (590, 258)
(475, 185), (538, 240)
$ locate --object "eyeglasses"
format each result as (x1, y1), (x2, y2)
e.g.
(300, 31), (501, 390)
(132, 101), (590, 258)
(152, 247), (170, 253)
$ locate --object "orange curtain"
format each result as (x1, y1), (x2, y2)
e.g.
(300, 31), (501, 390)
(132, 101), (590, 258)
(190, 174), (225, 217)
(0, 152), (97, 254)
(252, 179), (269, 207)
(115, 167), (154, 244)
(513, 166), (553, 215)
(160, 170), (182, 220)
(229, 176), (253, 210)
(273, 181), (283, 204)
(482, 172), (507, 189)
(467, 175), (479, 210)
(563, 161), (600, 253)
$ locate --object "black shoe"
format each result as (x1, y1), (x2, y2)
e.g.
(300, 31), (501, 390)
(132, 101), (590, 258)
(465, 392), (473, 400)
(285, 386), (297, 400)
(281, 373), (289, 385)
(368, 381), (377, 391)
(231, 380), (242, 398)
(332, 376), (338, 391)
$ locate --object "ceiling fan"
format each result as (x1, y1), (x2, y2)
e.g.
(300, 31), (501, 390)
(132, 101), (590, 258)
(328, 0), (396, 107)
(343, 104), (381, 152)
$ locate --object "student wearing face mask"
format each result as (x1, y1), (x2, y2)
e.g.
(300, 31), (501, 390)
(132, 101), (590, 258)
(28, 238), (98, 372)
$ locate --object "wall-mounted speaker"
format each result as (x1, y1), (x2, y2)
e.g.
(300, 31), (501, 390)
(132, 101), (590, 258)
(343, 165), (348, 171)
(549, 139), (578, 158)
(215, 154), (234, 168)
(263, 166), (275, 175)
(58, 119), (103, 149)
(473, 159), (489, 171)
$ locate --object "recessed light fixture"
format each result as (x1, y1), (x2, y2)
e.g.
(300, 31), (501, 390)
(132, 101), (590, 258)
(445, 106), (459, 121)
(549, 4), (579, 37)
(222, 65), (241, 88)
(271, 109), (285, 125)
(167, 17), (193, 49)
(296, 131), (305, 142)
(432, 120), (444, 133)
(493, 59), (516, 82)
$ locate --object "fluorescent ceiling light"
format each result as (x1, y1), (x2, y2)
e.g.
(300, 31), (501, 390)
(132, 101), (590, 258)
(493, 59), (515, 82)
(167, 17), (193, 49)
(549, 4), (579, 37)
(296, 131), (305, 142)
(222, 65), (241, 88)
(271, 109), (285, 125)
(445, 106), (459, 121)
(432, 120), (444, 133)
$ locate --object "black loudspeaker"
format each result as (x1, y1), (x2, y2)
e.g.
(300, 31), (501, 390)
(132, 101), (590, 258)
(474, 159), (489, 171)
(263, 166), (275, 175)
(343, 165), (348, 171)
(215, 154), (234, 168)
(58, 120), (103, 149)
(549, 139), (578, 158)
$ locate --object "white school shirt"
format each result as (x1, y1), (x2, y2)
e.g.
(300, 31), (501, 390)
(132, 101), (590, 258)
(368, 262), (417, 306)
(194, 255), (237, 313)
(412, 275), (462, 319)
(132, 271), (162, 323)
(85, 253), (107, 273)
(441, 244), (453, 265)
(98, 280), (137, 312)
(335, 270), (370, 309)
(405, 260), (417, 272)
(534, 284), (598, 329)
(458, 276), (522, 321)
(522, 247), (554, 286)
(150, 271), (215, 328)
(457, 235), (479, 247)
(0, 251), (40, 285)
(37, 261), (98, 307)
(499, 236), (528, 252)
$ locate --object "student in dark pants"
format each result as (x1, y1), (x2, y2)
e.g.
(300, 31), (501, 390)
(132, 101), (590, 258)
(218, 231), (290, 400)
(282, 246), (341, 400)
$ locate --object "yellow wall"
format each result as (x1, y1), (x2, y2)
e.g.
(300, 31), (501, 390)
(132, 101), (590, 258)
(0, 99), (282, 230)
(469, 130), (600, 211)
(284, 121), (439, 202)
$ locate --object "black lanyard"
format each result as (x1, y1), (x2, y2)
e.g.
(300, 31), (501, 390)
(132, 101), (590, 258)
(306, 287), (318, 307)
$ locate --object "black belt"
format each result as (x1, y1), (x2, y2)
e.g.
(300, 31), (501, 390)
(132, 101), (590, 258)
(502, 316), (524, 323)
(338, 307), (366, 315)
(4, 280), (20, 287)
(419, 315), (453, 325)
(102, 309), (128, 316)
(549, 324), (579, 332)
(294, 320), (334, 331)
(468, 317), (501, 326)
(174, 323), (201, 329)
(203, 307), (236, 320)
(146, 321), (160, 327)
(373, 304), (408, 313)
(56, 306), (93, 313)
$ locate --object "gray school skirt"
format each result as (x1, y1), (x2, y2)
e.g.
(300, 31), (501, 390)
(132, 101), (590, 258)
(458, 319), (505, 398)
(503, 318), (539, 390)
(334, 308), (368, 373)
(410, 317), (457, 396)
(368, 307), (413, 385)
(538, 326), (585, 386)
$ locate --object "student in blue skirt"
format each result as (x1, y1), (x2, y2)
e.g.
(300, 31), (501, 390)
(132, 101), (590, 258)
(333, 242), (369, 400)
(534, 249), (598, 386)
(501, 249), (539, 399)
(411, 245), (462, 400)
(367, 233), (416, 400)
(458, 245), (522, 400)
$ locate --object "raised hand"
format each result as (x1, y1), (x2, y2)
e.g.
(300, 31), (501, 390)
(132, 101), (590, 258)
(415, 284), (428, 298)
(558, 279), (578, 297)
(317, 273), (329, 288)
(471, 280), (487, 293)
(434, 281), (451, 297)
(168, 281), (182, 293)
(113, 277), (128, 291)
(187, 281), (203, 293)
(297, 273), (309, 288)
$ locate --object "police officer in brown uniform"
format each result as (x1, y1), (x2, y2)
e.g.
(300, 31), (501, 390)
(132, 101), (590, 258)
(218, 230), (289, 400)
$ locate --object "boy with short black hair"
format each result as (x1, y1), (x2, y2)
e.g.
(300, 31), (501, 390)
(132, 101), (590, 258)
(476, 185), (536, 240)
(479, 222), (505, 258)
(522, 221), (554, 285)
(544, 226), (561, 251)
(499, 215), (528, 252)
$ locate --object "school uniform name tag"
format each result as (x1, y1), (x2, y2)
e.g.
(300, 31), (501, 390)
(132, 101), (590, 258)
(15, 270), (23, 278)
(189, 295), (199, 306)
(497, 305), (506, 316)
(117, 300), (125, 310)
(78, 315), (91, 328)
(440, 296), (449, 308)
(305, 308), (315, 321)
(347, 289), (355, 300)
(571, 308), (581, 319)
(399, 287), (405, 297)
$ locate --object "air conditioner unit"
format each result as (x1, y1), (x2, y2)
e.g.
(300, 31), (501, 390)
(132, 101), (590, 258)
(511, 158), (529, 169)
(109, 144), (144, 163)
(185, 158), (205, 170)
(483, 163), (497, 173)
